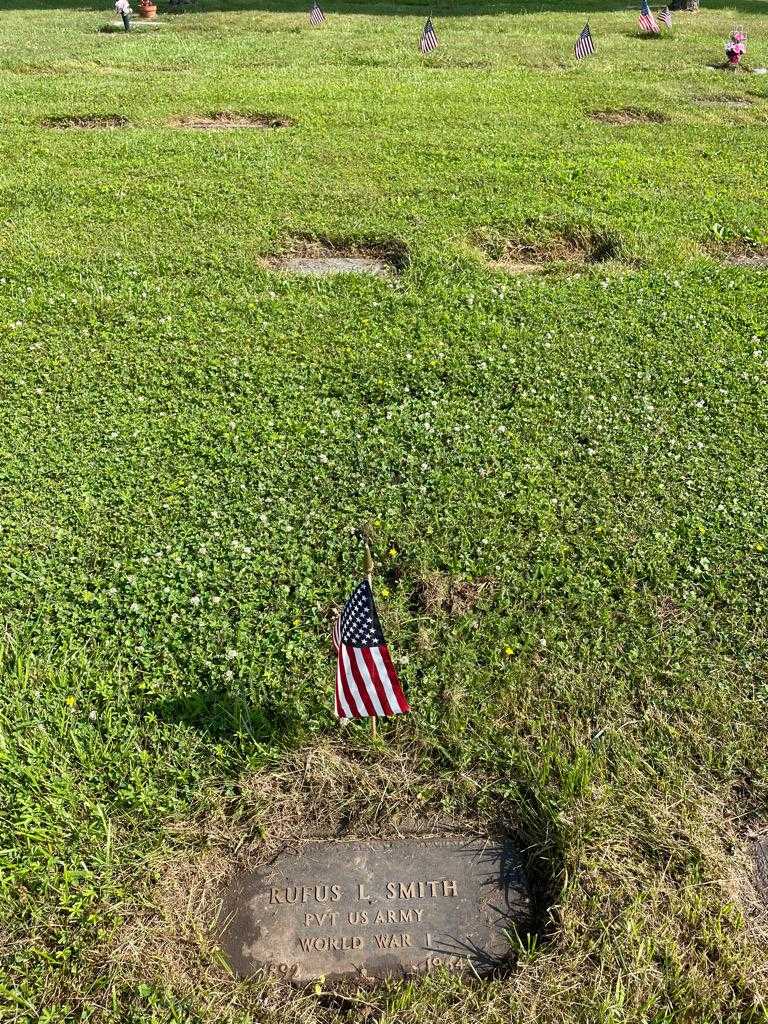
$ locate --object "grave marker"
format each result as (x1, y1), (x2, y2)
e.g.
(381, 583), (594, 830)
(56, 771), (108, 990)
(220, 837), (531, 983)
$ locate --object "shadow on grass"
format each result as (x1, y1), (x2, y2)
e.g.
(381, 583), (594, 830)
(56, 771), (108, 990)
(12, 0), (768, 14)
(504, 783), (569, 956)
(151, 685), (298, 744)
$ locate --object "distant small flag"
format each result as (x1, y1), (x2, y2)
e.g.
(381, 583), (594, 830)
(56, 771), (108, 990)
(309, 0), (325, 26)
(639, 0), (661, 34)
(332, 579), (410, 720)
(659, 6), (672, 27)
(420, 16), (438, 54)
(574, 22), (595, 59)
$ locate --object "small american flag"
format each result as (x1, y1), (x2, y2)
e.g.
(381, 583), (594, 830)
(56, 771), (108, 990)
(639, 0), (661, 34)
(309, 0), (325, 25)
(332, 579), (410, 720)
(420, 16), (438, 54)
(659, 6), (672, 27)
(574, 22), (595, 59)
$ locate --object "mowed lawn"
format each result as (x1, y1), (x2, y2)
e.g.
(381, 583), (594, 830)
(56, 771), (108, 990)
(1, 0), (768, 1021)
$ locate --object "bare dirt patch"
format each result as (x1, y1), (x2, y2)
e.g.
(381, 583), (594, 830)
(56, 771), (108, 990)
(717, 242), (768, 268)
(171, 111), (295, 130)
(42, 114), (129, 129)
(654, 595), (691, 632)
(732, 817), (768, 955)
(44, 758), (766, 1017)
(267, 238), (407, 278)
(478, 228), (621, 274)
(96, 743), (522, 998)
(694, 92), (755, 107)
(416, 572), (496, 617)
(588, 107), (669, 125)
(727, 786), (768, 944)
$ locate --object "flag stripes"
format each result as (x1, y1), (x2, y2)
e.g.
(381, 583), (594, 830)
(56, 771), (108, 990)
(574, 22), (595, 59)
(309, 0), (325, 26)
(333, 580), (410, 720)
(420, 16), (438, 54)
(297, 11), (669, 58)
(639, 0), (661, 34)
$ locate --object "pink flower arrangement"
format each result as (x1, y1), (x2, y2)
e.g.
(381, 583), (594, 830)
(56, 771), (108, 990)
(725, 28), (747, 65)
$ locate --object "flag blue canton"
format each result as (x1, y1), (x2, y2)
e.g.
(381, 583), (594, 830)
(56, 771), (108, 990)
(339, 580), (384, 647)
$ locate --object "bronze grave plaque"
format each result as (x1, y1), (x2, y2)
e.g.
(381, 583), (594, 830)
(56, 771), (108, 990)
(220, 837), (531, 983)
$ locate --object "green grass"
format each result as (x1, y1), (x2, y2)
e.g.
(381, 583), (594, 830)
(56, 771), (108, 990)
(1, 1), (768, 1021)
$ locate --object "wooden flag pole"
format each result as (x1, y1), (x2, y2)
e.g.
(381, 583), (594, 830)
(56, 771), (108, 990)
(364, 542), (377, 739)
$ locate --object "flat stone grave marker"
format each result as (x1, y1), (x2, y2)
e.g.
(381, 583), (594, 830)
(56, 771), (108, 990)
(277, 255), (394, 278)
(220, 837), (531, 984)
(101, 19), (164, 31)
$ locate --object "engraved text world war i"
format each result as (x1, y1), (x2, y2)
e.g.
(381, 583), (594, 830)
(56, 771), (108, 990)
(220, 838), (531, 983)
